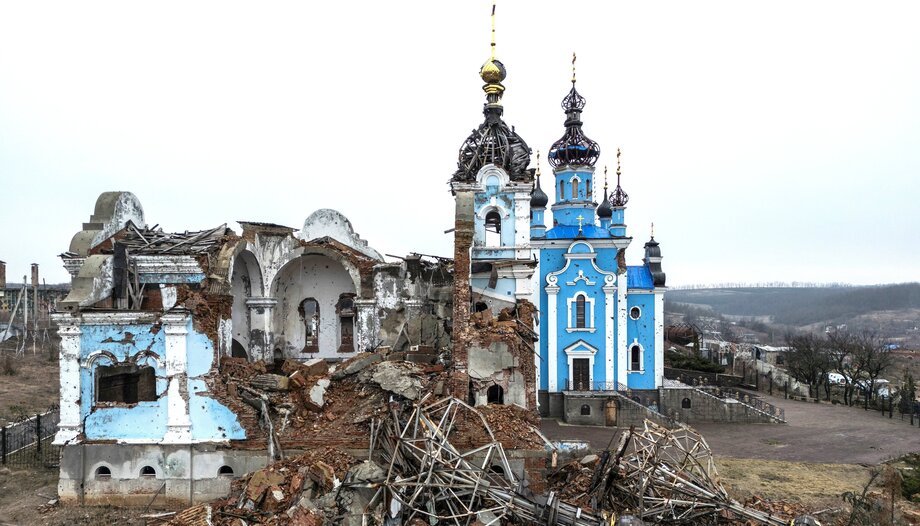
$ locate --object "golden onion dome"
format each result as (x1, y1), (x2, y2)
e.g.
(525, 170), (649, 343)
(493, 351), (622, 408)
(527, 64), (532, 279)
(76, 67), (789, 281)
(479, 57), (506, 84)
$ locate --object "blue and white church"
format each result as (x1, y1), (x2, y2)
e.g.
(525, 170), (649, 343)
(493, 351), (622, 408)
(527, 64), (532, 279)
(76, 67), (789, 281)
(530, 73), (667, 405)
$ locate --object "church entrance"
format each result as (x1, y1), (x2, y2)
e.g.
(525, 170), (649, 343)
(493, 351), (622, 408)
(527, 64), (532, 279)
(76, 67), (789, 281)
(572, 358), (590, 391)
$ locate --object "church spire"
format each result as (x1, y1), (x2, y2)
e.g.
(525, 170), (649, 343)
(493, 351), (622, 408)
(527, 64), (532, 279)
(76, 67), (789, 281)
(596, 166), (613, 219)
(454, 0), (531, 183)
(548, 53), (600, 168)
(610, 148), (629, 207)
(479, 1), (506, 110)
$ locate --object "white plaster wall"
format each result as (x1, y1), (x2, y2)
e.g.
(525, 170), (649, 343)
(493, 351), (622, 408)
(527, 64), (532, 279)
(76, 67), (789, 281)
(298, 209), (383, 261)
(230, 257), (252, 351)
(271, 255), (356, 358)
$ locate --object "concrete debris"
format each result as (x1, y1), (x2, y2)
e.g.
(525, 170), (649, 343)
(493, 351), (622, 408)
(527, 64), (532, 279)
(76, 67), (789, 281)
(306, 378), (330, 411)
(363, 361), (423, 400)
(251, 374), (291, 392)
(330, 352), (383, 380)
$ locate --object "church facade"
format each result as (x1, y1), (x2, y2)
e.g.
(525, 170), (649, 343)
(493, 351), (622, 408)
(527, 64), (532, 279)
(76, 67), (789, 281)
(528, 71), (667, 406)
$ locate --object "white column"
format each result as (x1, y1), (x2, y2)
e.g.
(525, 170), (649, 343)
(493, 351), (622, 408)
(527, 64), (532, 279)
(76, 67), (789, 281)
(655, 290), (665, 387)
(246, 297), (277, 362)
(617, 275), (628, 388)
(53, 318), (81, 445)
(162, 313), (191, 444)
(354, 299), (377, 353)
(546, 278), (560, 392)
(603, 277), (616, 390)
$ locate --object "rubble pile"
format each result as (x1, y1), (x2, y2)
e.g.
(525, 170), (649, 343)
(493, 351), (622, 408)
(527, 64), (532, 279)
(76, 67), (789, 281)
(166, 447), (358, 526)
(554, 421), (791, 525)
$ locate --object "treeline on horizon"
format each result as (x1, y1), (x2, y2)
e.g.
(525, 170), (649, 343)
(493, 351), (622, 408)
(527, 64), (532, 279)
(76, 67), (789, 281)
(668, 283), (920, 326)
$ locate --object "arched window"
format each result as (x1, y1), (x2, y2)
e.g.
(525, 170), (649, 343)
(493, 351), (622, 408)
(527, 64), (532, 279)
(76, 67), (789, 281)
(337, 294), (355, 351)
(95, 466), (112, 480)
(580, 404), (591, 416)
(681, 398), (692, 409)
(586, 179), (592, 200)
(571, 179), (578, 199)
(300, 298), (320, 352)
(140, 466), (156, 478)
(218, 465), (235, 477)
(630, 345), (642, 371)
(575, 295), (586, 328)
(630, 306), (641, 320)
(487, 385), (504, 405)
(559, 180), (565, 200)
(484, 210), (502, 247)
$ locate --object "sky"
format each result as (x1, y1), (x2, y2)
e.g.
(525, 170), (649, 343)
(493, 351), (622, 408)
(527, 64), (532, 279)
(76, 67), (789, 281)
(0, 1), (917, 287)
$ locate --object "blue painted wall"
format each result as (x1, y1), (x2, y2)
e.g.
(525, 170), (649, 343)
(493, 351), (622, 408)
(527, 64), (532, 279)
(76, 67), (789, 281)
(626, 292), (656, 389)
(80, 319), (244, 441)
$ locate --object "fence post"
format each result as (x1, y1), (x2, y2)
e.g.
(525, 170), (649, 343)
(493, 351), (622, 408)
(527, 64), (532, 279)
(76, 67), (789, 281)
(36, 413), (42, 456)
(1, 426), (6, 464)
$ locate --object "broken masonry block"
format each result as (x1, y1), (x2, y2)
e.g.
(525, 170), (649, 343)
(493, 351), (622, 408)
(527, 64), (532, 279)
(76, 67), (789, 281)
(251, 374), (290, 392)
(330, 352), (382, 380)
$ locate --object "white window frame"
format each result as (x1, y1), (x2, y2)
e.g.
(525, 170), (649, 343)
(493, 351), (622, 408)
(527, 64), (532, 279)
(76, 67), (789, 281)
(569, 175), (581, 200)
(629, 305), (642, 320)
(566, 292), (596, 333)
(563, 340), (598, 390)
(628, 339), (645, 373)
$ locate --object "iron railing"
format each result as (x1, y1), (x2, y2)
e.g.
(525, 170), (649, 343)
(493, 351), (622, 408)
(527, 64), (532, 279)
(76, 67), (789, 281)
(699, 387), (785, 422)
(562, 379), (629, 392)
(1, 405), (60, 467)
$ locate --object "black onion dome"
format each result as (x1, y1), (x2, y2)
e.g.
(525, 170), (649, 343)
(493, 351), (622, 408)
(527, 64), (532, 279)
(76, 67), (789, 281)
(455, 106), (532, 182)
(530, 176), (548, 208)
(548, 85), (600, 168)
(596, 187), (612, 218)
(644, 237), (661, 258)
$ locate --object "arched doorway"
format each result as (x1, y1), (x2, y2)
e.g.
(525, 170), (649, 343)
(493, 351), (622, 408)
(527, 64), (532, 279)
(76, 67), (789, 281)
(487, 385), (504, 405)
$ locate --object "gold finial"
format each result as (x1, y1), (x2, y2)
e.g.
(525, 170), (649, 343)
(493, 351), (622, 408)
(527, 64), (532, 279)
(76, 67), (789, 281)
(616, 148), (622, 185)
(577, 214), (585, 234)
(535, 150), (541, 178)
(491, 0), (496, 61)
(651, 222), (655, 238)
(571, 52), (577, 84)
(603, 166), (608, 191)
(479, 0), (506, 93)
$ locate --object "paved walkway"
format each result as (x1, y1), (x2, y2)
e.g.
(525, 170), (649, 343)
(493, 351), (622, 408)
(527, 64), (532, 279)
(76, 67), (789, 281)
(540, 392), (920, 464)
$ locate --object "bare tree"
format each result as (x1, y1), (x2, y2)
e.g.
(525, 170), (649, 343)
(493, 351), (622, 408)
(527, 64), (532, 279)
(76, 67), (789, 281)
(852, 331), (894, 403)
(785, 333), (831, 399)
(827, 331), (857, 406)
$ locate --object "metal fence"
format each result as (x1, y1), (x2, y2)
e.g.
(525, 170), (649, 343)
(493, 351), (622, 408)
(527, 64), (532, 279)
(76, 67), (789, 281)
(699, 387), (786, 422)
(1, 405), (60, 468)
(561, 379), (629, 392)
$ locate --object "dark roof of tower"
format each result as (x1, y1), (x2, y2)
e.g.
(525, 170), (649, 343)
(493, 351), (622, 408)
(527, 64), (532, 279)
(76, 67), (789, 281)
(530, 174), (548, 208)
(548, 84), (600, 168)
(455, 107), (532, 182)
(596, 187), (612, 218)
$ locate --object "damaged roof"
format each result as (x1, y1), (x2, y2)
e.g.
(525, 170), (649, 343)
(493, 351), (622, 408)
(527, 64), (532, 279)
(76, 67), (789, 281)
(116, 222), (232, 255)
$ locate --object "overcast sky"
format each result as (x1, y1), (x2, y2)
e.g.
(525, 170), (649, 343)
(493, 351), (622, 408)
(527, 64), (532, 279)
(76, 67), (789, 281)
(0, 1), (917, 287)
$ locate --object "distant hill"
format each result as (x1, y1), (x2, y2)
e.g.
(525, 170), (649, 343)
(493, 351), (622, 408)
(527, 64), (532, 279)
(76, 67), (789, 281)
(667, 283), (920, 326)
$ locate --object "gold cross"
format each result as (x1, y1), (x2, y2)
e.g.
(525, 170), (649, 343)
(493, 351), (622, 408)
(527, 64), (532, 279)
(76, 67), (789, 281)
(576, 214), (585, 234)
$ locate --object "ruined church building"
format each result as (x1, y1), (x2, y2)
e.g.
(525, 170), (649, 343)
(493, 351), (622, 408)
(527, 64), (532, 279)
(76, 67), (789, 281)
(50, 23), (666, 503)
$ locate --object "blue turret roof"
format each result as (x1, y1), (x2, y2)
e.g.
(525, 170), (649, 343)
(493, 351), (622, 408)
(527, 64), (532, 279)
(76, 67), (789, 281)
(627, 265), (654, 289)
(543, 224), (616, 239)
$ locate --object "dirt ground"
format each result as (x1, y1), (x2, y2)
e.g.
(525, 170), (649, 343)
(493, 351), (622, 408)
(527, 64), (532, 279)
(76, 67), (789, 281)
(0, 344), (60, 427)
(0, 465), (153, 526)
(715, 457), (871, 506)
